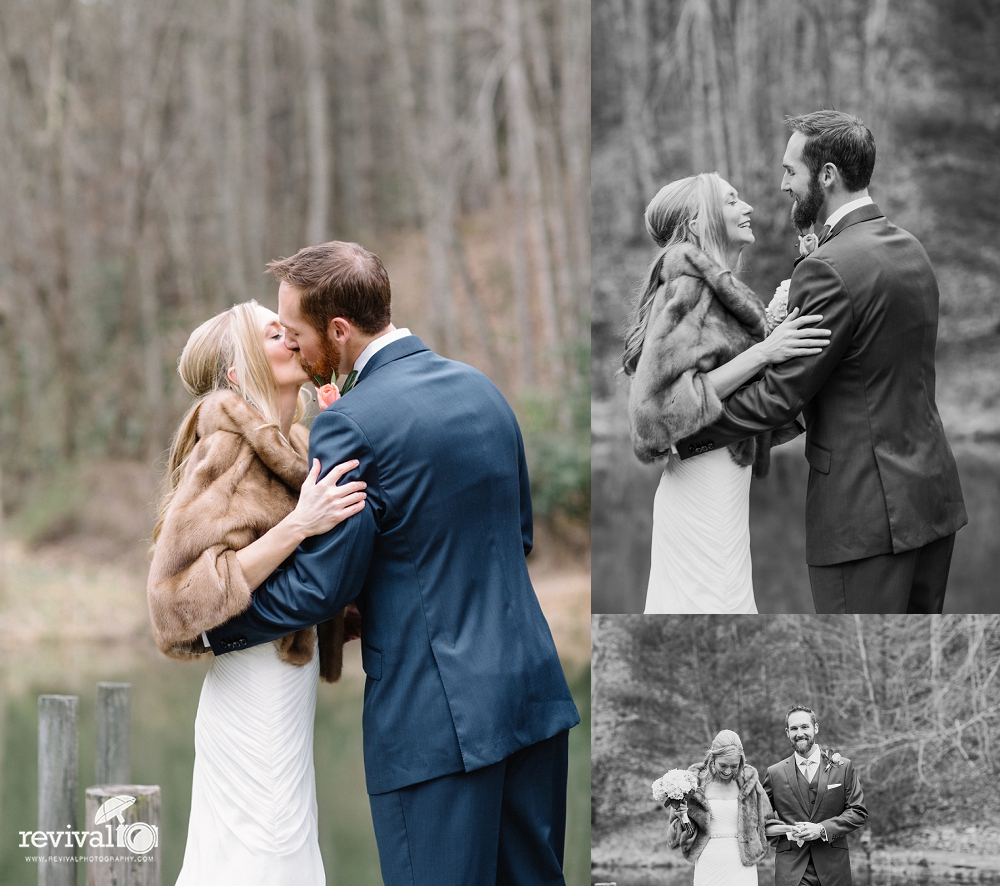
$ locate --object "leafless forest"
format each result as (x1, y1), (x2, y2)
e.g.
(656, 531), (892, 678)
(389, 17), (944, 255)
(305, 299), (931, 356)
(593, 614), (1000, 860)
(0, 0), (590, 537)
(592, 0), (1000, 611)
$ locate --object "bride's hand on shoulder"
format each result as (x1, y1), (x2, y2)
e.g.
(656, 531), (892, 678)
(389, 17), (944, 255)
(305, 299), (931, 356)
(292, 458), (368, 537)
(759, 307), (830, 365)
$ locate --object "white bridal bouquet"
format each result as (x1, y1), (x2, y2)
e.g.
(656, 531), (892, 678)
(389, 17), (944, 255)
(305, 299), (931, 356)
(651, 769), (699, 824)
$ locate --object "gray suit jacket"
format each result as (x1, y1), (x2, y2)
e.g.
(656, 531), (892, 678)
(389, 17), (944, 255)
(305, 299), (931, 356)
(762, 752), (867, 886)
(676, 204), (967, 565)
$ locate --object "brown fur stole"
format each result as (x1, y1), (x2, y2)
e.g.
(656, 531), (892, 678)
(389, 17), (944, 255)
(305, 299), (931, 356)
(147, 389), (345, 681)
(628, 243), (773, 475)
(664, 763), (774, 867)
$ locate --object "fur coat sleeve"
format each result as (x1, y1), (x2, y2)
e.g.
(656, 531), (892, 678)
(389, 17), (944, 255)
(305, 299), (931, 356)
(663, 762), (776, 867)
(147, 390), (345, 680)
(628, 244), (769, 466)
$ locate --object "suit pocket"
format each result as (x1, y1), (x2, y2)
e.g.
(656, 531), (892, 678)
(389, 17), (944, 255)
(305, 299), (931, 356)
(806, 441), (832, 474)
(361, 644), (382, 680)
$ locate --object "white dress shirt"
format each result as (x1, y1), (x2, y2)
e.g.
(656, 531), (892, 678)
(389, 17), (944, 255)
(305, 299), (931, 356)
(795, 743), (822, 783)
(823, 195), (874, 233)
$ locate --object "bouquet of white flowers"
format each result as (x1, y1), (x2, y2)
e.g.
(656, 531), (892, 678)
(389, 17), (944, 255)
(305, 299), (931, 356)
(651, 769), (699, 823)
(766, 279), (791, 331)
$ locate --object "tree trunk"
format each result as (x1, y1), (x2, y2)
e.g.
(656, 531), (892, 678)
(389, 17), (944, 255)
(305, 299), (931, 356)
(298, 0), (330, 245)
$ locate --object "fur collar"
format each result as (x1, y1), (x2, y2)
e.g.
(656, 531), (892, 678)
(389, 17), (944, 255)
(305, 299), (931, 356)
(659, 244), (768, 338)
(195, 389), (308, 490)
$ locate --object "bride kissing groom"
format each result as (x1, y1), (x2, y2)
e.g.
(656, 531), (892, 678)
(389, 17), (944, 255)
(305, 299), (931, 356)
(627, 108), (967, 615)
(151, 241), (579, 885)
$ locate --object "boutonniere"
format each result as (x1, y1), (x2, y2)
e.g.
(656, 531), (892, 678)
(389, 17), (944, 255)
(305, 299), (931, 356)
(822, 749), (844, 773)
(798, 233), (819, 257)
(313, 372), (341, 411)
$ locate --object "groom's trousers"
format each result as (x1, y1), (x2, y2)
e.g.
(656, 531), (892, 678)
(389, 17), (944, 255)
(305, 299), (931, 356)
(808, 532), (956, 614)
(368, 729), (569, 886)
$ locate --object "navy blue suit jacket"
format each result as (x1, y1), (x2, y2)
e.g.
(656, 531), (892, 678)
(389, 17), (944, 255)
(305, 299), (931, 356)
(208, 335), (579, 794)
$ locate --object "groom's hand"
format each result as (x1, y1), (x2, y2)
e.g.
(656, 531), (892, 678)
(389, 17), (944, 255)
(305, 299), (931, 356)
(792, 822), (825, 842)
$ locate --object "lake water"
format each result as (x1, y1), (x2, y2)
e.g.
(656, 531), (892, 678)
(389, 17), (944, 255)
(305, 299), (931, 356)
(0, 639), (591, 886)
(591, 865), (969, 886)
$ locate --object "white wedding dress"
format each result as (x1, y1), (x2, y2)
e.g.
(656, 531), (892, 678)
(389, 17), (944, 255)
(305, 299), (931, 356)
(693, 797), (756, 886)
(643, 448), (757, 613)
(175, 639), (325, 885)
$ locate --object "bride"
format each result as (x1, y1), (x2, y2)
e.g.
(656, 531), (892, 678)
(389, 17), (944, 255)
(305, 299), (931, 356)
(622, 172), (829, 613)
(665, 730), (775, 886)
(147, 301), (368, 884)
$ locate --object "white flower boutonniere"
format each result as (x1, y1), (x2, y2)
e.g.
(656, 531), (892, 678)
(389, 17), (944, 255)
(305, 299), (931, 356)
(822, 750), (844, 773)
(798, 233), (819, 257)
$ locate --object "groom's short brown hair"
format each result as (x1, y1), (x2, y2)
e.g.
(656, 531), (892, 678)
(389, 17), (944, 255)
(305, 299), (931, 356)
(786, 109), (876, 193)
(267, 241), (392, 335)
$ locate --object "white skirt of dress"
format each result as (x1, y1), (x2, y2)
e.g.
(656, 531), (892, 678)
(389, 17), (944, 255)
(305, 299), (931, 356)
(643, 448), (757, 614)
(693, 798), (757, 886)
(175, 640), (325, 886)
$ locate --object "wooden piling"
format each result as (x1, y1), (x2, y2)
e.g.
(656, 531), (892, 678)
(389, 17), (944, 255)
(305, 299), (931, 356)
(95, 683), (131, 785)
(37, 694), (78, 886)
(85, 785), (161, 886)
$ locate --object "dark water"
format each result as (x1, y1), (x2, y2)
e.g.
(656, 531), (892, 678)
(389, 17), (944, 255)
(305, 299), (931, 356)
(0, 641), (591, 886)
(592, 867), (964, 886)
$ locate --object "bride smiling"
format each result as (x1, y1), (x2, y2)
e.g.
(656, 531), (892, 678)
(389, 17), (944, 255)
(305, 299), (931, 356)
(623, 172), (830, 613)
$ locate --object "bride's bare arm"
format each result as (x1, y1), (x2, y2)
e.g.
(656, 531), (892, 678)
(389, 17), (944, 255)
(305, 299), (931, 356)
(707, 308), (830, 399)
(235, 458), (367, 591)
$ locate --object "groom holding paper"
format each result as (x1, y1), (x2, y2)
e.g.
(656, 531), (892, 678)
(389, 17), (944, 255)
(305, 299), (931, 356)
(763, 706), (867, 886)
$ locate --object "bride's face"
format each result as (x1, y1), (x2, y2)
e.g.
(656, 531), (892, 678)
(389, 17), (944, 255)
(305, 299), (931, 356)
(719, 179), (754, 249)
(260, 310), (309, 390)
(713, 750), (741, 781)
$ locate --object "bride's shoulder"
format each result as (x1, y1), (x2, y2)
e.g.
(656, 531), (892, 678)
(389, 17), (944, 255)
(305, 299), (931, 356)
(195, 389), (260, 438)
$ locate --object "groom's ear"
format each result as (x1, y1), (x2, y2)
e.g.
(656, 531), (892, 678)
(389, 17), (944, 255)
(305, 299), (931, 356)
(327, 316), (351, 343)
(818, 162), (839, 190)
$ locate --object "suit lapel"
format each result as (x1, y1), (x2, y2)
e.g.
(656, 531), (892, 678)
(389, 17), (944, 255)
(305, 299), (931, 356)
(784, 756), (809, 818)
(824, 202), (884, 245)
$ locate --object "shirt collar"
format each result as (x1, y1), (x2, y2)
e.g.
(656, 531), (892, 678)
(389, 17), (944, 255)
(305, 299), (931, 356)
(823, 195), (874, 233)
(351, 327), (411, 377)
(794, 744), (822, 767)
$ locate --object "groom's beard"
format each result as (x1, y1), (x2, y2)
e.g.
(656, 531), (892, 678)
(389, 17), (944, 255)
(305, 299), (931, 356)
(790, 172), (825, 231)
(791, 735), (816, 756)
(300, 337), (342, 384)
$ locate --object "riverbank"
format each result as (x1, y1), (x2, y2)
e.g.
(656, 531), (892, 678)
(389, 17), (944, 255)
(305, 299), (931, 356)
(592, 823), (1000, 885)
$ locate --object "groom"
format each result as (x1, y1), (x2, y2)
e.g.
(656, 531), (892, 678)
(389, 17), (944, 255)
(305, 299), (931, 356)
(763, 706), (867, 886)
(676, 109), (967, 613)
(207, 241), (580, 884)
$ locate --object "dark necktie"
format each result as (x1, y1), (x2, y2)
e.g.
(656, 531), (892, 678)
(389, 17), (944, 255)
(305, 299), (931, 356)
(818, 224), (832, 245)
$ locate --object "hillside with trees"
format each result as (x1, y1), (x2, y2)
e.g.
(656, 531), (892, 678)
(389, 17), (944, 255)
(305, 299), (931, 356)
(0, 0), (590, 560)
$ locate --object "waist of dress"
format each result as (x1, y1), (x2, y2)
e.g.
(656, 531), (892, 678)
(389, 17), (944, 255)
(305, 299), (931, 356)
(709, 833), (738, 839)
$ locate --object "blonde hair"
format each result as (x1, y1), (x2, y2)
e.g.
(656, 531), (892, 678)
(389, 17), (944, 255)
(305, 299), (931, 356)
(622, 173), (742, 375)
(152, 300), (309, 544)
